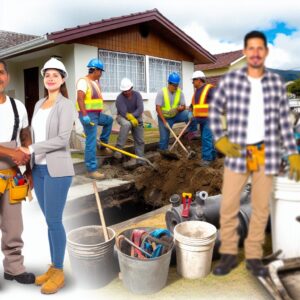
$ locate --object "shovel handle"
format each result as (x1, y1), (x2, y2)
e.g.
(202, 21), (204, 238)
(169, 120), (191, 151)
(93, 181), (109, 241)
(166, 123), (188, 154)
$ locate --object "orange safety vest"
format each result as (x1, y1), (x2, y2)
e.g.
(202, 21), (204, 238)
(192, 84), (213, 117)
(76, 77), (103, 112)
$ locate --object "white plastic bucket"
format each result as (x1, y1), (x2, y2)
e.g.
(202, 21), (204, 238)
(174, 221), (217, 279)
(271, 176), (300, 258)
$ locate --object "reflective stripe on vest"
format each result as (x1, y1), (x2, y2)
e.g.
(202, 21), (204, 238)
(192, 84), (213, 117)
(161, 87), (181, 118)
(76, 77), (103, 112)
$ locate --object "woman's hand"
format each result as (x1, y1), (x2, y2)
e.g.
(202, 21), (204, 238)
(19, 146), (31, 155)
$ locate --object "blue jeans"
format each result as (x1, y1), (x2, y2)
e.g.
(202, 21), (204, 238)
(79, 112), (113, 172)
(32, 165), (72, 269)
(158, 110), (189, 150)
(193, 117), (216, 161)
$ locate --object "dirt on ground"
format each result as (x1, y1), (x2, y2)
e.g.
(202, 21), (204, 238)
(101, 138), (224, 207)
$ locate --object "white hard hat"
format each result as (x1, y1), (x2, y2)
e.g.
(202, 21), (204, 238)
(41, 58), (68, 79)
(120, 78), (133, 91)
(192, 70), (206, 80)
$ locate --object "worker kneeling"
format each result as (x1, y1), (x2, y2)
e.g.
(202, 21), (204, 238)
(114, 78), (145, 167)
(156, 72), (189, 152)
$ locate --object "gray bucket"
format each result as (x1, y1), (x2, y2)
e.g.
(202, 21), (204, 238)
(115, 227), (174, 294)
(67, 225), (118, 288)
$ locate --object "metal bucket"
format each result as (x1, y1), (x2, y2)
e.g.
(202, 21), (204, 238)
(115, 227), (174, 294)
(67, 225), (118, 288)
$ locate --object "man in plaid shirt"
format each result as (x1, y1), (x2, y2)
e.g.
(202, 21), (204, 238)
(210, 31), (300, 277)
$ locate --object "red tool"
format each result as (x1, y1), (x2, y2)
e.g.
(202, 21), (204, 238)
(130, 229), (147, 259)
(181, 192), (192, 218)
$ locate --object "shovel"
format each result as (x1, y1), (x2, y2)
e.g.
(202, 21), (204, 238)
(99, 142), (158, 171)
(169, 119), (192, 151)
(166, 123), (196, 159)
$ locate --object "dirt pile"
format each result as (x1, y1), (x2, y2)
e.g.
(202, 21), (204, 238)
(102, 140), (224, 207)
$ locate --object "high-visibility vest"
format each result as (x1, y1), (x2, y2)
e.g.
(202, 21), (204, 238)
(161, 87), (181, 118)
(192, 84), (213, 117)
(76, 77), (103, 112)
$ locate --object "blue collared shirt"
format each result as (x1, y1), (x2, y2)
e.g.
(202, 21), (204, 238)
(209, 67), (297, 175)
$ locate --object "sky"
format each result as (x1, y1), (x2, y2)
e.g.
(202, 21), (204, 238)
(1, 0), (300, 70)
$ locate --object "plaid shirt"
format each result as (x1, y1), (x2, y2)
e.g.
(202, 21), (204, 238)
(209, 67), (297, 175)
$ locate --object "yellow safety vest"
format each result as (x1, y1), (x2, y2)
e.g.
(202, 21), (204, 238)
(76, 77), (103, 112)
(192, 84), (213, 117)
(161, 87), (181, 118)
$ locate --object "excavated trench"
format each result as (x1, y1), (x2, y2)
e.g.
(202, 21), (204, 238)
(64, 140), (224, 232)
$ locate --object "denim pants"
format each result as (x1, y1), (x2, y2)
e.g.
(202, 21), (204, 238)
(193, 117), (216, 161)
(32, 165), (72, 269)
(157, 110), (189, 150)
(79, 112), (113, 172)
(116, 116), (144, 157)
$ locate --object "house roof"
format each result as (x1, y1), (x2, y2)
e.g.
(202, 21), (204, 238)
(206, 75), (223, 86)
(47, 9), (216, 64)
(196, 49), (244, 71)
(0, 30), (38, 50)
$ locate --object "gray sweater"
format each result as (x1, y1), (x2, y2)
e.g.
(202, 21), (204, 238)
(116, 91), (144, 122)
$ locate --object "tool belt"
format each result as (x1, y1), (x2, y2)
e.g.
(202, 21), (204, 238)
(246, 141), (265, 172)
(0, 169), (29, 204)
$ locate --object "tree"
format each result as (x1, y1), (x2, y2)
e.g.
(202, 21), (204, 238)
(287, 79), (300, 97)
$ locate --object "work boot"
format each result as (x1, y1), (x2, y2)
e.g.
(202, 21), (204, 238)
(213, 254), (238, 276)
(113, 151), (122, 160)
(86, 171), (106, 180)
(41, 268), (64, 294)
(4, 272), (35, 284)
(35, 265), (55, 286)
(97, 146), (113, 156)
(246, 259), (269, 277)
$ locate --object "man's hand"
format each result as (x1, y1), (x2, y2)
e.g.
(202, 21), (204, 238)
(126, 113), (139, 127)
(215, 136), (242, 158)
(288, 154), (300, 182)
(188, 111), (193, 120)
(10, 149), (30, 165)
(82, 115), (91, 125)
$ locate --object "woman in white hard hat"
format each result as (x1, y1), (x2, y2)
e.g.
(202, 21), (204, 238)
(19, 57), (76, 294)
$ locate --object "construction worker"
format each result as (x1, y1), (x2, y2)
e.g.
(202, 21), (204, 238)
(114, 78), (145, 167)
(156, 72), (189, 152)
(77, 58), (113, 180)
(0, 60), (35, 284)
(189, 70), (216, 166)
(210, 31), (300, 278)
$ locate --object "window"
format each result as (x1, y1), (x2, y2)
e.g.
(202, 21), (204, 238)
(99, 50), (146, 93)
(149, 57), (182, 93)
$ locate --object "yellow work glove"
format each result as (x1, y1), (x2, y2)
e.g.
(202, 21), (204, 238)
(215, 136), (242, 158)
(126, 113), (139, 127)
(288, 154), (300, 182)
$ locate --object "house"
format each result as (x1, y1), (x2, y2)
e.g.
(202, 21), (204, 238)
(195, 49), (245, 85)
(0, 9), (215, 124)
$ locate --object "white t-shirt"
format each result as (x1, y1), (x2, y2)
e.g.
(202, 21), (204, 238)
(0, 96), (29, 145)
(246, 76), (265, 144)
(77, 78), (101, 93)
(31, 107), (52, 164)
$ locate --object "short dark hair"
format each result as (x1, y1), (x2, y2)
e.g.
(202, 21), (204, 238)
(0, 60), (8, 73)
(244, 31), (267, 48)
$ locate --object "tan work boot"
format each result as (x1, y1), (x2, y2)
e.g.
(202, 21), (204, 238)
(97, 146), (113, 156)
(86, 171), (106, 180)
(41, 268), (64, 294)
(35, 265), (55, 286)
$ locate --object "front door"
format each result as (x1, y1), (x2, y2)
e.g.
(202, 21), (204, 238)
(24, 67), (39, 124)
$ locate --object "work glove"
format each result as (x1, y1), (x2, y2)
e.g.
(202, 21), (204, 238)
(215, 136), (242, 158)
(188, 111), (193, 120)
(126, 113), (139, 127)
(82, 115), (91, 125)
(288, 154), (300, 182)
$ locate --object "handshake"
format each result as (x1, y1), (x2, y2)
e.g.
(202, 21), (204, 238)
(10, 147), (31, 166)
